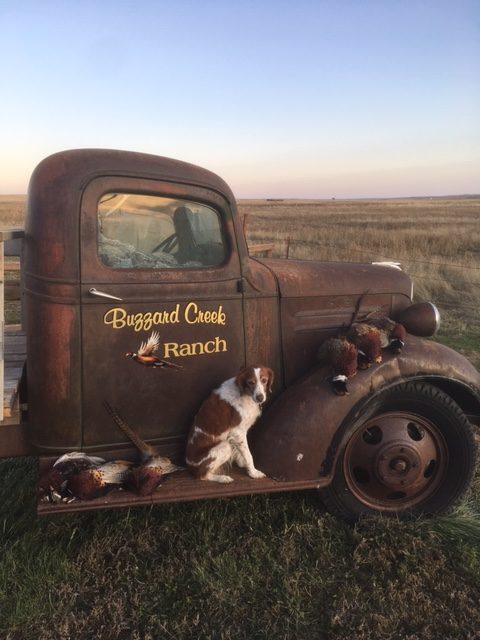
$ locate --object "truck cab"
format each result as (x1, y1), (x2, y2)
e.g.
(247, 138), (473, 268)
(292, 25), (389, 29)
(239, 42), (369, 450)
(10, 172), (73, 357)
(2, 149), (479, 520)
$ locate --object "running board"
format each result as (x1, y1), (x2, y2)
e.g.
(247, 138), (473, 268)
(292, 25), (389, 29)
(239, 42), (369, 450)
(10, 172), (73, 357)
(37, 467), (329, 515)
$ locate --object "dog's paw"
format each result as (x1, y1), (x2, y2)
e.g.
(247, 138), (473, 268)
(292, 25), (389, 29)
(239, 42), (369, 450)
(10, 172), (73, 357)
(248, 469), (266, 479)
(207, 474), (234, 483)
(218, 475), (234, 483)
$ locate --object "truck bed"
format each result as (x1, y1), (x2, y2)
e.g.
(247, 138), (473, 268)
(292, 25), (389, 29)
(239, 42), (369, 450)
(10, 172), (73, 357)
(0, 325), (30, 457)
(3, 324), (26, 421)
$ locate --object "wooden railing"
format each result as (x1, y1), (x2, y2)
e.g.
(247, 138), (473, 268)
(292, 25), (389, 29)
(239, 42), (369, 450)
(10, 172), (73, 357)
(0, 229), (25, 421)
(248, 243), (275, 257)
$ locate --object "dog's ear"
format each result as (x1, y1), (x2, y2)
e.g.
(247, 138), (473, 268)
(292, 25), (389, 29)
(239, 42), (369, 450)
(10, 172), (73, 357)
(235, 367), (249, 392)
(265, 367), (275, 394)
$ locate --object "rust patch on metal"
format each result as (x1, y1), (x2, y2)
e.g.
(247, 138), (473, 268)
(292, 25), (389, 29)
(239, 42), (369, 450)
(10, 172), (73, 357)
(251, 336), (480, 482)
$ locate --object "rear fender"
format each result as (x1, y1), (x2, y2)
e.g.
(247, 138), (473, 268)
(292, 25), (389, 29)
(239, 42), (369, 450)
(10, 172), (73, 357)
(250, 336), (480, 482)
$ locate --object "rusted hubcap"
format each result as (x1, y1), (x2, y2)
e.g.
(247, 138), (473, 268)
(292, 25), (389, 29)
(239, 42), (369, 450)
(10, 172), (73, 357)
(375, 442), (423, 489)
(343, 412), (448, 511)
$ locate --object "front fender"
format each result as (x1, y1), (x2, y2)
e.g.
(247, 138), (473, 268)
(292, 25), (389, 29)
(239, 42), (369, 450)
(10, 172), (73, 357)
(250, 336), (480, 481)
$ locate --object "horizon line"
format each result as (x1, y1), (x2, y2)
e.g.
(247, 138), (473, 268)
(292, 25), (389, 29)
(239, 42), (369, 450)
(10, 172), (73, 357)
(1, 193), (479, 201)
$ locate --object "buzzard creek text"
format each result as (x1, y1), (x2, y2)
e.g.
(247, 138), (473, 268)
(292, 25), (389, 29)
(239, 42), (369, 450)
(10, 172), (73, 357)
(104, 303), (227, 332)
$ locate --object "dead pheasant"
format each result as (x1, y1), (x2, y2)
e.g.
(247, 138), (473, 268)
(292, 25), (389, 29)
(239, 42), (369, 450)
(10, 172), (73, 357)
(365, 317), (407, 354)
(317, 337), (358, 395)
(346, 323), (383, 369)
(103, 401), (183, 495)
(38, 452), (106, 503)
(128, 460), (176, 497)
(66, 460), (134, 500)
(126, 331), (183, 369)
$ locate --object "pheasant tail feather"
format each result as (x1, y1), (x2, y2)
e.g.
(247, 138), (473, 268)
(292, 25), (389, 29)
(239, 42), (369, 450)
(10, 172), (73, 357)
(103, 401), (158, 459)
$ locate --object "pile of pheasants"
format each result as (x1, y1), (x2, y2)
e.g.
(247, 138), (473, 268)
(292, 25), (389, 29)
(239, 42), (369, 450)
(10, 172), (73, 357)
(39, 403), (183, 503)
(317, 314), (407, 396)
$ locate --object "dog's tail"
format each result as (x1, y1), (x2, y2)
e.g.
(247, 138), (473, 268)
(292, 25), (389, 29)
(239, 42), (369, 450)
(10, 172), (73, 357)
(103, 401), (157, 461)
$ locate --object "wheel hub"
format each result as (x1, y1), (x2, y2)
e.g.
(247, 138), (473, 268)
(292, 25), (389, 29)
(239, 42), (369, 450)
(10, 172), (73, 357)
(343, 412), (448, 511)
(375, 442), (422, 489)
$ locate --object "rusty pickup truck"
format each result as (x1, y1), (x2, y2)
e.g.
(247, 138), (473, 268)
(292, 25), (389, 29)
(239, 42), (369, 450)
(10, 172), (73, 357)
(1, 148), (478, 520)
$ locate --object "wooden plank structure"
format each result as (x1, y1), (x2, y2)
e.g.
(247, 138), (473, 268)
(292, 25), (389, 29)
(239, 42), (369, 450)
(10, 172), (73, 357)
(4, 261), (20, 271)
(3, 325), (26, 421)
(0, 229), (25, 422)
(4, 260), (21, 300)
(248, 242), (275, 257)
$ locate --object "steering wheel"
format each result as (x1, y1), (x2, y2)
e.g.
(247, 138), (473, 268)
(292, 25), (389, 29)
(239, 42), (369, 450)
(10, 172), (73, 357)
(151, 233), (178, 254)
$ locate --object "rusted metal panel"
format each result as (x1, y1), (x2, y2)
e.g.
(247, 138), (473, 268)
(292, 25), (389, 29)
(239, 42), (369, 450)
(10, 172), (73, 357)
(259, 258), (413, 299)
(24, 295), (82, 451)
(78, 172), (246, 452)
(80, 297), (246, 451)
(278, 293), (399, 386)
(242, 257), (282, 388)
(0, 423), (34, 457)
(26, 149), (246, 282)
(250, 336), (480, 482)
(23, 150), (251, 456)
(254, 258), (412, 385)
(243, 295), (283, 390)
(244, 255), (279, 295)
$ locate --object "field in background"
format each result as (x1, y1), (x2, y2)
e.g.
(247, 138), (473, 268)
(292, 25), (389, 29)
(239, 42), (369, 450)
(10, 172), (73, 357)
(1, 193), (478, 375)
(240, 197), (480, 366)
(0, 195), (25, 228)
(0, 195), (479, 638)
(1, 194), (479, 361)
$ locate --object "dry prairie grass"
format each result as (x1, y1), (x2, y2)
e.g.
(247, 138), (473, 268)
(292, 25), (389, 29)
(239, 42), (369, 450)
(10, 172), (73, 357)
(240, 198), (480, 358)
(0, 195), (478, 360)
(0, 195), (26, 228)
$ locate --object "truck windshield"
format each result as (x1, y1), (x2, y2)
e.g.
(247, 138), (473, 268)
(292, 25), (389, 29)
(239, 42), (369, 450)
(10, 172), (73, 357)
(97, 193), (226, 269)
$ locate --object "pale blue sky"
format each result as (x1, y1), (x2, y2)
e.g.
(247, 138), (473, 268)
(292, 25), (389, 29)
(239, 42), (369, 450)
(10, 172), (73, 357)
(1, 0), (479, 197)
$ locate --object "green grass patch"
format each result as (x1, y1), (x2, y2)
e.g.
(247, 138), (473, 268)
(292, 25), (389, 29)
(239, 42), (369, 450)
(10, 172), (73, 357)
(1, 456), (479, 639)
(435, 331), (480, 354)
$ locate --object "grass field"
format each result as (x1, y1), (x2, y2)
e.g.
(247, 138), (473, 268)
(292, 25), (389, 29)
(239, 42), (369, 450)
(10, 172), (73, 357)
(1, 459), (480, 639)
(0, 195), (25, 228)
(241, 197), (480, 368)
(0, 195), (479, 639)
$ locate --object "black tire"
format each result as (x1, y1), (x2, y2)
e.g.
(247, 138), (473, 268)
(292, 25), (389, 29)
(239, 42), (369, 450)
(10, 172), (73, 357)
(320, 381), (477, 522)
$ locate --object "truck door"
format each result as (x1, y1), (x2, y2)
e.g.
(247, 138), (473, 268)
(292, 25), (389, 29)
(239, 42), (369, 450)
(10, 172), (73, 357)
(80, 176), (245, 455)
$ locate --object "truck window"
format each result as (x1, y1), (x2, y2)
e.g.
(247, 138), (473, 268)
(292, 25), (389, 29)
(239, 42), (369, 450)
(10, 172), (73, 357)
(97, 193), (226, 269)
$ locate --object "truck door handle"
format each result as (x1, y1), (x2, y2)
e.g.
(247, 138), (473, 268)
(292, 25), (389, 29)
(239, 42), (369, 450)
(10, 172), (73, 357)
(88, 288), (123, 301)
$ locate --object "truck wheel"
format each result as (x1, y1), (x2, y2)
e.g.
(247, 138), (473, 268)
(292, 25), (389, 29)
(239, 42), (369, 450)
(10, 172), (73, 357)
(320, 382), (477, 521)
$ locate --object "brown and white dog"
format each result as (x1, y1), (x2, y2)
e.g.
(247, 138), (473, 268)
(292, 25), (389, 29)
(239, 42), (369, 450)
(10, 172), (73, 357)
(186, 366), (274, 483)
